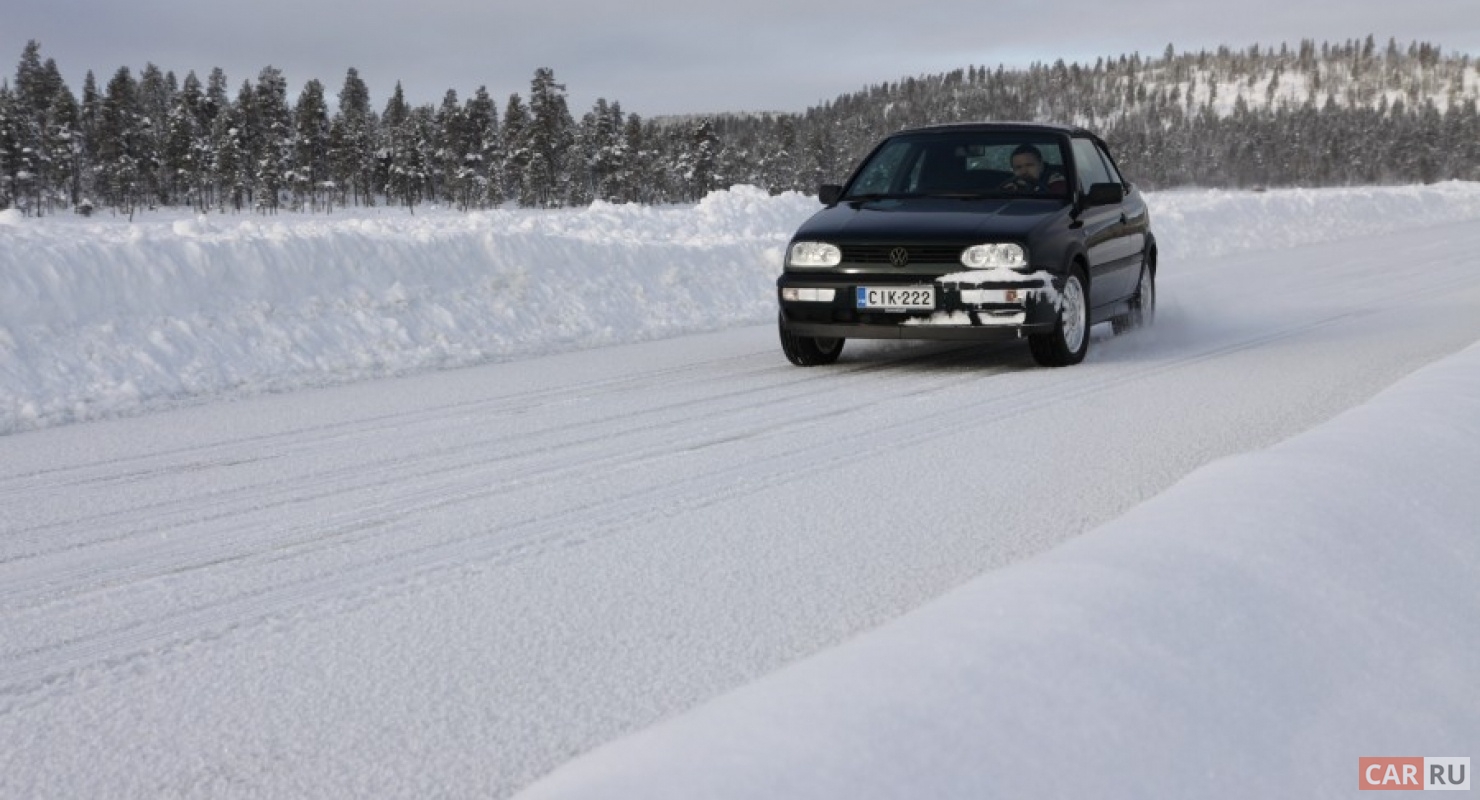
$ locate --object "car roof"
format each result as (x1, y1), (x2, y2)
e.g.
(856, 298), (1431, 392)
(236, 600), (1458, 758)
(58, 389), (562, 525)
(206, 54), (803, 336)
(891, 121), (1094, 138)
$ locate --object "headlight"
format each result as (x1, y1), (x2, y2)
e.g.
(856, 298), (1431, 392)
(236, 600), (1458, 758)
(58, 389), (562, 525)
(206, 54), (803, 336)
(960, 243), (1026, 269)
(788, 242), (842, 268)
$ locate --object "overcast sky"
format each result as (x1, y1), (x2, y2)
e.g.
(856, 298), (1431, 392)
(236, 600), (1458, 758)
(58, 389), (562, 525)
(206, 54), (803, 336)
(6, 0), (1479, 118)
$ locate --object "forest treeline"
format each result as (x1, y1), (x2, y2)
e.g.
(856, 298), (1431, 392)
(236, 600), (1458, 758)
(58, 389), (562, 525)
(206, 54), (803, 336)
(1, 36), (1476, 216)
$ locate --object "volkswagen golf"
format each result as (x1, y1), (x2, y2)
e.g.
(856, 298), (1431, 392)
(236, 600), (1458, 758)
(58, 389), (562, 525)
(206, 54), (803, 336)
(776, 122), (1156, 367)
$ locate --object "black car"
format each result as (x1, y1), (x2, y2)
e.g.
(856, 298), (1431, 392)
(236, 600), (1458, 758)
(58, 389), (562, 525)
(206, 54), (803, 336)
(776, 122), (1155, 367)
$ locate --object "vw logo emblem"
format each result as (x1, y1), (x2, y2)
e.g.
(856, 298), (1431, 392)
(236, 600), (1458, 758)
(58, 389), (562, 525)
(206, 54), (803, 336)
(888, 247), (910, 267)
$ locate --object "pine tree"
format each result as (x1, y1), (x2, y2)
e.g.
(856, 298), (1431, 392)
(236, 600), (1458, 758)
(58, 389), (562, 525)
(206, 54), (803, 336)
(463, 85), (501, 208)
(325, 115), (348, 209)
(433, 89), (466, 206)
(163, 73), (197, 210)
(97, 66), (144, 214)
(405, 105), (436, 207)
(210, 81), (258, 211)
(292, 79), (330, 210)
(43, 80), (80, 211)
(685, 117), (720, 200)
(758, 115), (799, 195)
(578, 98), (626, 202)
(334, 67), (375, 206)
(11, 40), (52, 213)
(136, 63), (171, 204)
(0, 87), (18, 210)
(204, 68), (229, 128)
(76, 70), (100, 208)
(619, 113), (647, 203)
(381, 81), (420, 209)
(501, 92), (530, 204)
(525, 68), (575, 207)
(14, 41), (49, 120)
(252, 67), (292, 212)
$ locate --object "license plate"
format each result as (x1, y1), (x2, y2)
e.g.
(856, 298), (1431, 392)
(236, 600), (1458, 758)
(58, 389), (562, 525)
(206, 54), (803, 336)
(856, 286), (935, 310)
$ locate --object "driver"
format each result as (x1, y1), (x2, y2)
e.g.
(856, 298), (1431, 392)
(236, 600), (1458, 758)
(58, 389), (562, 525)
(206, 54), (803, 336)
(1002, 144), (1067, 193)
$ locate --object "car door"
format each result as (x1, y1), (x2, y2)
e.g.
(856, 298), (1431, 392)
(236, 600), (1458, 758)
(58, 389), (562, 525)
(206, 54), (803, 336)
(1096, 141), (1151, 289)
(1070, 137), (1138, 307)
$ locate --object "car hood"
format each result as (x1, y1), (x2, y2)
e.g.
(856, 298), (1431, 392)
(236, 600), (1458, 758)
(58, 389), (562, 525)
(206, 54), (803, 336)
(792, 197), (1063, 242)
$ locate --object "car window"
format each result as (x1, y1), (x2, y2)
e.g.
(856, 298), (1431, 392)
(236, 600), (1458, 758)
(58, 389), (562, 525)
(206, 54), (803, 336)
(1095, 142), (1125, 185)
(844, 133), (1068, 198)
(850, 140), (916, 196)
(1071, 138), (1113, 192)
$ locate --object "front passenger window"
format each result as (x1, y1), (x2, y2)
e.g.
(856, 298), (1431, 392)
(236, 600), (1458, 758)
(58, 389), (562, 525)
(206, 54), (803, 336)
(1096, 143), (1125, 185)
(1071, 138), (1113, 193)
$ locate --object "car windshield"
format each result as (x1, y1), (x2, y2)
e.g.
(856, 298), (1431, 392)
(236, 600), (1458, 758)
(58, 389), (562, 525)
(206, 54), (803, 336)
(843, 132), (1070, 200)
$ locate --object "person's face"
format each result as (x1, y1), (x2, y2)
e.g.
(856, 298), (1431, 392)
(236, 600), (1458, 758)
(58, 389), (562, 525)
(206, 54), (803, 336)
(1011, 153), (1043, 181)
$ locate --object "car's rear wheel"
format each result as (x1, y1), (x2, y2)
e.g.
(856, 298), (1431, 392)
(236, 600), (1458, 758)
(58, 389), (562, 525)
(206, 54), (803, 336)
(1029, 267), (1089, 367)
(779, 314), (844, 366)
(1112, 257), (1156, 334)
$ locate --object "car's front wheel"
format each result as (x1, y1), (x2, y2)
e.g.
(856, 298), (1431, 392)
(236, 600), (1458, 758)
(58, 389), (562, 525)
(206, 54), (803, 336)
(1029, 267), (1089, 367)
(779, 314), (844, 366)
(1112, 257), (1156, 334)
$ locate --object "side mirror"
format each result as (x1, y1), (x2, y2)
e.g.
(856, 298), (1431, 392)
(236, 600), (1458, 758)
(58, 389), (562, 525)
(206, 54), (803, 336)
(818, 184), (843, 205)
(1084, 182), (1125, 207)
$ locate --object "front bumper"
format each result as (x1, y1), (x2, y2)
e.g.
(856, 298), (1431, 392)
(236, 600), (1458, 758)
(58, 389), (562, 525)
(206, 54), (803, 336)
(777, 270), (1061, 341)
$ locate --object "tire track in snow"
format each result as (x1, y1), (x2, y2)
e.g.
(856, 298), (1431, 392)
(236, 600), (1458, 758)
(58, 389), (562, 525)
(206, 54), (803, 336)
(0, 343), (995, 597)
(0, 294), (1436, 716)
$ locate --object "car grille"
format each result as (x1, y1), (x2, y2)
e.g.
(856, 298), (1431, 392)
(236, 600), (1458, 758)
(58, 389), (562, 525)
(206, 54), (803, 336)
(841, 244), (964, 265)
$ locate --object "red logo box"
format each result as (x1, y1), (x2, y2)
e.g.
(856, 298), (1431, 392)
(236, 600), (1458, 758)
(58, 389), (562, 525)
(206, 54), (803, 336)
(1362, 758), (1426, 790)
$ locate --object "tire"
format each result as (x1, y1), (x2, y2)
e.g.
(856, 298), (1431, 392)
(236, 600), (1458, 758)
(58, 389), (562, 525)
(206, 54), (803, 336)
(1029, 267), (1090, 367)
(779, 314), (844, 366)
(1112, 256), (1156, 335)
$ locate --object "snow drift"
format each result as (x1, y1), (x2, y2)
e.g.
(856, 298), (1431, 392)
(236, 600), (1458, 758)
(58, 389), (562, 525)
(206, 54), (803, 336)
(517, 336), (1480, 800)
(5, 182), (1480, 434)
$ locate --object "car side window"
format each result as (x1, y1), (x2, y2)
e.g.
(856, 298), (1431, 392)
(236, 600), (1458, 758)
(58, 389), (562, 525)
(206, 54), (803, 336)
(1071, 138), (1113, 193)
(1095, 142), (1125, 185)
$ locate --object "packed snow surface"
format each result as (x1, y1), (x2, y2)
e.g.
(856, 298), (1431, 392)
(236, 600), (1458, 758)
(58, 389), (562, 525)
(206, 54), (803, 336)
(3, 183), (1480, 799)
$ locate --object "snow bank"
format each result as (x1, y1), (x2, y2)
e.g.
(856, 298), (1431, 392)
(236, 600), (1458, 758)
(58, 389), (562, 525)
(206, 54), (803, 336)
(1150, 181), (1480, 262)
(4, 182), (1480, 434)
(0, 187), (814, 433)
(518, 338), (1480, 800)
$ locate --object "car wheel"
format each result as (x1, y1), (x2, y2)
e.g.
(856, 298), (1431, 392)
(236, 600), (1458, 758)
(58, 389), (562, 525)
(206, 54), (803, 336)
(1112, 257), (1156, 334)
(1029, 267), (1089, 367)
(779, 314), (844, 366)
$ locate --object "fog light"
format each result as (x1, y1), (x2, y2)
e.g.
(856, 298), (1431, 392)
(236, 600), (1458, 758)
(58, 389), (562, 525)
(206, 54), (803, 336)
(960, 288), (1026, 305)
(782, 288), (836, 302)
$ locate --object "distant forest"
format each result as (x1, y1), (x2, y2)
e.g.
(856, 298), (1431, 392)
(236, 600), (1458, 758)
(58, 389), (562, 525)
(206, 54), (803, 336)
(1, 36), (1477, 216)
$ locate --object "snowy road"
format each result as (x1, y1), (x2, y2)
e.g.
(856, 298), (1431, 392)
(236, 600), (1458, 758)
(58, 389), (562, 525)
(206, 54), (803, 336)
(4, 216), (1480, 797)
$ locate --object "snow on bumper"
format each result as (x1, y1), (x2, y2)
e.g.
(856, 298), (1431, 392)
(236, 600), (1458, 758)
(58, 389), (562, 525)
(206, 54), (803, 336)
(777, 269), (1060, 339)
(914, 268), (1057, 326)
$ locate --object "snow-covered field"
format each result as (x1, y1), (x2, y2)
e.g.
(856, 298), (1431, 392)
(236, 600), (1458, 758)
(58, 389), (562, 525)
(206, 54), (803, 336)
(2, 184), (1480, 798)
